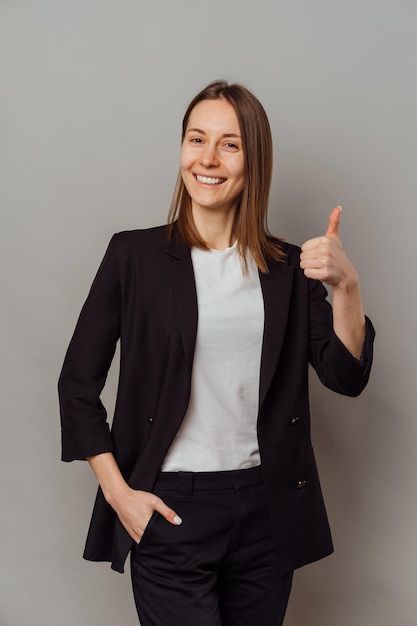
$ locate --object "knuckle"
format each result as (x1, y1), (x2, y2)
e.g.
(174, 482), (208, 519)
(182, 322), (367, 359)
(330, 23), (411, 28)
(149, 494), (160, 508)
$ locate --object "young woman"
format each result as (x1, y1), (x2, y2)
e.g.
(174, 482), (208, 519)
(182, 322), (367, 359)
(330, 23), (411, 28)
(59, 80), (375, 626)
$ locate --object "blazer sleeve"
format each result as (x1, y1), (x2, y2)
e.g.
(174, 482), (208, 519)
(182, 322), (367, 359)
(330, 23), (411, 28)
(308, 277), (375, 396)
(58, 234), (121, 461)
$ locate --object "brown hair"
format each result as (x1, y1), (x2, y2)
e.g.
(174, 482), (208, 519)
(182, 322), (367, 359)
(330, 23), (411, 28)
(167, 80), (285, 272)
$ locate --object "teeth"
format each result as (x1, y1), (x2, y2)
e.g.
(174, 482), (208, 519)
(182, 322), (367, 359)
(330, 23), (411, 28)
(196, 175), (225, 185)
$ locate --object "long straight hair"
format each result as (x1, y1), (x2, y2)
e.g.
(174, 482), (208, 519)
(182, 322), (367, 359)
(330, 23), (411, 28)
(167, 80), (285, 273)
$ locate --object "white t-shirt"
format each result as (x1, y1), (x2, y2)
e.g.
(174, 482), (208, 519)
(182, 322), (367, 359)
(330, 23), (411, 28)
(161, 242), (264, 472)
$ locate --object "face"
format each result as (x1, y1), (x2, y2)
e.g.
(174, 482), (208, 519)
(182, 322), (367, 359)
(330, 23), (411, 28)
(180, 98), (245, 218)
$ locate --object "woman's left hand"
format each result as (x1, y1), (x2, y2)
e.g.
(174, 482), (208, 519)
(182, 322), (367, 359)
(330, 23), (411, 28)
(300, 205), (366, 359)
(300, 206), (358, 289)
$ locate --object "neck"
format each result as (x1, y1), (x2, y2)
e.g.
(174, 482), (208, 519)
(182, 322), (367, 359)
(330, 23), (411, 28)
(192, 206), (236, 250)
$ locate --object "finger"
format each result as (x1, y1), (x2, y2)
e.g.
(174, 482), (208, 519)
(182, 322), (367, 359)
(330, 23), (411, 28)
(302, 267), (328, 281)
(325, 205), (342, 238)
(301, 236), (327, 252)
(153, 497), (182, 526)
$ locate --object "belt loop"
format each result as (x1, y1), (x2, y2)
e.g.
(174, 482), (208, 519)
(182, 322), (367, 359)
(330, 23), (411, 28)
(176, 471), (194, 498)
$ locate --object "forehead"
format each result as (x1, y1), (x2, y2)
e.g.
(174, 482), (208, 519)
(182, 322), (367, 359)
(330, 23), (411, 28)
(186, 99), (241, 134)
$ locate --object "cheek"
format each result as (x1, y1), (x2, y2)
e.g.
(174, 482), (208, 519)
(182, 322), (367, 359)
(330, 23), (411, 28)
(231, 158), (245, 187)
(179, 156), (193, 193)
(180, 145), (193, 172)
(234, 169), (245, 191)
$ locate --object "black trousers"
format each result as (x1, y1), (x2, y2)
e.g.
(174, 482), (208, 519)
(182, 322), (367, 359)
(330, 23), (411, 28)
(130, 465), (293, 626)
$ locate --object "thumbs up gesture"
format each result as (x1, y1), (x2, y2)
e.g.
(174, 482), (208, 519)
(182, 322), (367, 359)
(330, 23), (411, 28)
(300, 206), (357, 288)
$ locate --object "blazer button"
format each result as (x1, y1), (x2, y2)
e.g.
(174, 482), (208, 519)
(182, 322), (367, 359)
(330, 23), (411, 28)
(296, 480), (308, 489)
(290, 416), (300, 425)
(147, 416), (154, 424)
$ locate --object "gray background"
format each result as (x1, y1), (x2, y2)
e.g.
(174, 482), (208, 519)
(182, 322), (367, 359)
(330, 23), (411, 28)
(1, 1), (416, 624)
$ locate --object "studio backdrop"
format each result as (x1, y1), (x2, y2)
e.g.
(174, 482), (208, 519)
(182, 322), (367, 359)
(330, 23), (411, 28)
(1, 1), (416, 625)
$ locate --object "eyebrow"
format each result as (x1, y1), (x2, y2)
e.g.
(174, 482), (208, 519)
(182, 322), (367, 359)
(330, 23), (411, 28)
(186, 128), (242, 139)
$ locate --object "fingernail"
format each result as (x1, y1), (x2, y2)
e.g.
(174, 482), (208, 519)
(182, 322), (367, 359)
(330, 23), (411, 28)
(173, 515), (182, 525)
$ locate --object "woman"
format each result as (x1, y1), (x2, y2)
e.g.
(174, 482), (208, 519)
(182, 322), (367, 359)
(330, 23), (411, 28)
(59, 80), (375, 626)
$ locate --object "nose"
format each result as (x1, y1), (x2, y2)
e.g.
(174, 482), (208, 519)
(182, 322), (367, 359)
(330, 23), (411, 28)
(199, 143), (219, 168)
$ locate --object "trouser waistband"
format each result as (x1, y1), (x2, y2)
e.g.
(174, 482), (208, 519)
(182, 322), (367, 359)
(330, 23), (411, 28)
(154, 465), (263, 494)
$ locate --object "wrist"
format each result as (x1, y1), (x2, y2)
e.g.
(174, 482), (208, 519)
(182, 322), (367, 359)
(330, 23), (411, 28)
(334, 266), (360, 293)
(86, 452), (130, 511)
(104, 480), (131, 510)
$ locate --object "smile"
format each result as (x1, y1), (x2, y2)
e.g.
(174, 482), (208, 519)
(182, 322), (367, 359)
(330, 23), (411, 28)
(195, 174), (226, 185)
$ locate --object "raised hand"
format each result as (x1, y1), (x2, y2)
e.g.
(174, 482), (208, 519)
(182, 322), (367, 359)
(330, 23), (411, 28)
(300, 206), (357, 288)
(300, 205), (366, 358)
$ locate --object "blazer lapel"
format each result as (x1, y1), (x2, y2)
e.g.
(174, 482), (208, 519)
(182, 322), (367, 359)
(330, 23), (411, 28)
(259, 259), (294, 408)
(164, 237), (198, 376)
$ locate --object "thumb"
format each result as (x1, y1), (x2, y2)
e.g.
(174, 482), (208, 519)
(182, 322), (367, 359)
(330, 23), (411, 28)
(325, 205), (342, 238)
(154, 497), (183, 526)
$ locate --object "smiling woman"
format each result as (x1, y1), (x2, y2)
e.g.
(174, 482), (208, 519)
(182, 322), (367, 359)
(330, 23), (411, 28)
(180, 99), (245, 232)
(59, 80), (375, 626)
(168, 80), (286, 272)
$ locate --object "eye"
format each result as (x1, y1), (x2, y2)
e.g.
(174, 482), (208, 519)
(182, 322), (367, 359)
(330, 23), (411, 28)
(224, 142), (239, 149)
(190, 137), (203, 144)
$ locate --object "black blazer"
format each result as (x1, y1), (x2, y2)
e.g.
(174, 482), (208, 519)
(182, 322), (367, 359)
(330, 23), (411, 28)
(58, 225), (375, 573)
